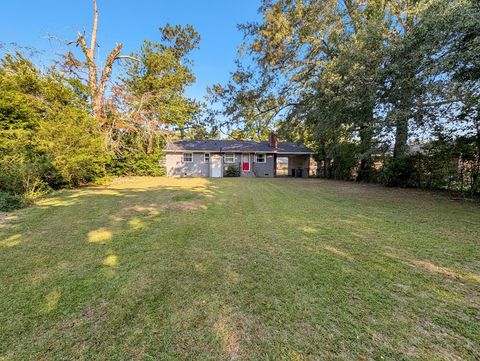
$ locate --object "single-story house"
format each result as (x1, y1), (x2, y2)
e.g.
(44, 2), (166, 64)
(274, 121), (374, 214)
(164, 133), (313, 178)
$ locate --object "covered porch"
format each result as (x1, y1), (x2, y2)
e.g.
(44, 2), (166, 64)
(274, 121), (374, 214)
(274, 154), (310, 178)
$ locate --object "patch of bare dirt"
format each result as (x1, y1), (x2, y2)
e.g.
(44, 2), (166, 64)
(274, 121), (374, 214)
(214, 318), (240, 360)
(166, 200), (207, 211)
(385, 252), (480, 283)
(324, 246), (354, 261)
(0, 213), (18, 229)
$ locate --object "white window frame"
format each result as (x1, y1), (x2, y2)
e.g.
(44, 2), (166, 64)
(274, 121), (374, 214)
(224, 153), (235, 164)
(256, 153), (266, 163)
(204, 153), (210, 163)
(183, 152), (193, 163)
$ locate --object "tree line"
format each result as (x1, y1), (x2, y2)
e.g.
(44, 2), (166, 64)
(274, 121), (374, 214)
(209, 0), (479, 196)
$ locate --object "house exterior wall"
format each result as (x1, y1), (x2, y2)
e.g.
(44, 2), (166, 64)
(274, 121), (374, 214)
(253, 153), (275, 177)
(223, 153), (272, 176)
(222, 153), (241, 175)
(165, 151), (309, 178)
(165, 152), (210, 177)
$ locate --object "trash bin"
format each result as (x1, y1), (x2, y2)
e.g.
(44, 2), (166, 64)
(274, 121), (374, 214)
(291, 169), (296, 177)
(296, 169), (303, 177)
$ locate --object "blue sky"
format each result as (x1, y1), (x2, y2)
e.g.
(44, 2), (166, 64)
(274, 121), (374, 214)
(0, 0), (261, 101)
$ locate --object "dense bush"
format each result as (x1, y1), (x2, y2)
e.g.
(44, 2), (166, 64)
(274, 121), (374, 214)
(316, 134), (479, 197)
(0, 37), (199, 210)
(36, 107), (107, 186)
(380, 154), (422, 187)
(0, 152), (50, 207)
(107, 133), (165, 176)
(224, 164), (240, 177)
(0, 191), (24, 211)
(330, 143), (358, 180)
(0, 53), (107, 210)
(109, 151), (165, 176)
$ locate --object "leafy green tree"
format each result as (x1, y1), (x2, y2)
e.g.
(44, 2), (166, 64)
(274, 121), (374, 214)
(105, 24), (201, 175)
(422, 0), (480, 195)
(119, 24), (201, 140)
(214, 0), (390, 179)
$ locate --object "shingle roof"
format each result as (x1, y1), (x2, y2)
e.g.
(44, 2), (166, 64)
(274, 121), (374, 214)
(164, 139), (313, 154)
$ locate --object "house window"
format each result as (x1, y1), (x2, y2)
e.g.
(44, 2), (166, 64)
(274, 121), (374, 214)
(183, 153), (193, 162)
(256, 153), (266, 163)
(204, 153), (210, 163)
(224, 153), (235, 163)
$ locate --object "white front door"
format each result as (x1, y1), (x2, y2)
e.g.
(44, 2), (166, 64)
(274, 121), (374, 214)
(210, 154), (222, 177)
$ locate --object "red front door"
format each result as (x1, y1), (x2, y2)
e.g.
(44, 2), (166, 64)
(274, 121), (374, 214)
(242, 154), (250, 171)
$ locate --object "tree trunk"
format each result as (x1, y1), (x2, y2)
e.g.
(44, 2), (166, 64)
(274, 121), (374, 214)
(393, 116), (409, 158)
(357, 123), (374, 182)
(146, 121), (154, 154)
(471, 115), (480, 197)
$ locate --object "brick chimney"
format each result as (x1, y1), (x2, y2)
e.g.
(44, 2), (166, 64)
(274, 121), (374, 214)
(268, 131), (278, 149)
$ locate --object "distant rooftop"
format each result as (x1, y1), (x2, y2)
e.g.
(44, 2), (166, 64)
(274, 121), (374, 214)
(164, 139), (313, 154)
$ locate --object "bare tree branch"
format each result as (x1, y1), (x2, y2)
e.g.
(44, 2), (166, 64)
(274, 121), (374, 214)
(116, 55), (141, 62)
(70, 0), (140, 122)
(90, 0), (98, 60)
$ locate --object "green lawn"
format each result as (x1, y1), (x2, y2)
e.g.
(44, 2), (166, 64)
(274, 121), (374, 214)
(1, 177), (479, 360)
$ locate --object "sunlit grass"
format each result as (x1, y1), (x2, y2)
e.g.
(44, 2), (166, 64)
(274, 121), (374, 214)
(0, 177), (479, 360)
(0, 233), (21, 248)
(87, 228), (112, 244)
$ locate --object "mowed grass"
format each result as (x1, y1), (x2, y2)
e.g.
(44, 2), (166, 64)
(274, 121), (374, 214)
(1, 177), (479, 360)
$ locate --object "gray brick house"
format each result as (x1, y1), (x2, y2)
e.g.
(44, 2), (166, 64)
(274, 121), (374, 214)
(164, 133), (313, 178)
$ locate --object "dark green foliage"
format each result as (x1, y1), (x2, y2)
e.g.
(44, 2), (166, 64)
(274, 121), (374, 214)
(107, 131), (166, 176)
(36, 107), (107, 186)
(224, 165), (240, 177)
(109, 150), (165, 177)
(0, 191), (24, 211)
(1, 22), (203, 210)
(330, 143), (358, 181)
(379, 135), (479, 193)
(116, 23), (201, 139)
(380, 155), (422, 188)
(0, 153), (50, 209)
(104, 24), (201, 178)
(0, 53), (107, 209)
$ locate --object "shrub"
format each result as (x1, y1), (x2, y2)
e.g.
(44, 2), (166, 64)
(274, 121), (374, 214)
(0, 149), (50, 211)
(107, 131), (166, 176)
(224, 164), (240, 177)
(380, 154), (422, 187)
(108, 150), (165, 176)
(0, 191), (24, 211)
(36, 107), (108, 186)
(331, 143), (358, 180)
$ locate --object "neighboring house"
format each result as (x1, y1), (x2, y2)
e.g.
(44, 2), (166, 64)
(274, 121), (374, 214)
(164, 133), (313, 178)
